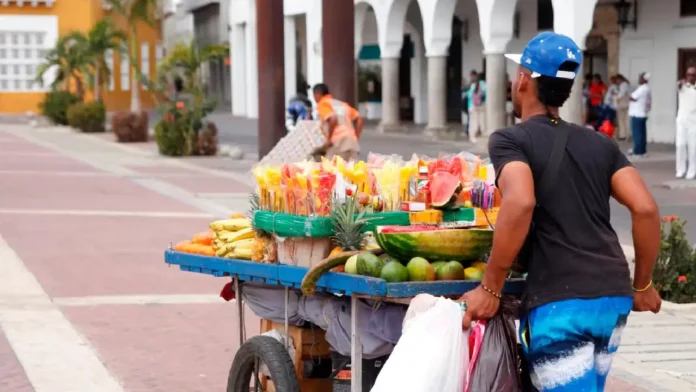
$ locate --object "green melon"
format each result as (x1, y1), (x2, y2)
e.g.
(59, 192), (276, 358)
(375, 226), (493, 262)
(345, 255), (359, 275)
(380, 261), (409, 283)
(431, 261), (447, 272)
(356, 252), (385, 277)
(406, 257), (435, 281)
(436, 261), (465, 281)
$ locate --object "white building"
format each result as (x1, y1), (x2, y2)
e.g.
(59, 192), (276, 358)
(229, 0), (696, 144)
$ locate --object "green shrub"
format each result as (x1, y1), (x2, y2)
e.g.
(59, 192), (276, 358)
(654, 216), (696, 303)
(67, 101), (106, 133)
(154, 117), (189, 156)
(39, 91), (81, 125)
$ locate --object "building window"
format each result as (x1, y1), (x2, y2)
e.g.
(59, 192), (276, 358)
(140, 42), (150, 89)
(120, 51), (130, 91)
(105, 49), (115, 91)
(682, 0), (696, 17)
(537, 0), (554, 31)
(0, 15), (57, 93)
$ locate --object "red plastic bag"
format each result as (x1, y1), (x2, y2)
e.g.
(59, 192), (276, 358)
(599, 120), (615, 138)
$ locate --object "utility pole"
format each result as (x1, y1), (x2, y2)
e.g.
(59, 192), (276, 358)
(322, 0), (356, 106)
(256, 0), (285, 158)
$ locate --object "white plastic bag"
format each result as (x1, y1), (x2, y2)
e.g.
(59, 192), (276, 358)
(371, 294), (469, 392)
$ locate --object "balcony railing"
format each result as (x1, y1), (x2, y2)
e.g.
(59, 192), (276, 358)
(0, 0), (55, 6)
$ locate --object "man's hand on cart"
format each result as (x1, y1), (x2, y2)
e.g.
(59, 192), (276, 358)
(457, 286), (500, 330)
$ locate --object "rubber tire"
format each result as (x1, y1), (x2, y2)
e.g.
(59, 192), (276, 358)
(227, 336), (300, 392)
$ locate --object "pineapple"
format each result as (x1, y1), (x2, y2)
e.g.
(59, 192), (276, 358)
(248, 193), (276, 263)
(330, 195), (369, 254)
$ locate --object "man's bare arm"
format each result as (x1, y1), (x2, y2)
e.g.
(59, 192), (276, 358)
(611, 167), (660, 289)
(482, 162), (536, 294)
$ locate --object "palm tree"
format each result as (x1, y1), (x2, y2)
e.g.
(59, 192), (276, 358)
(104, 0), (158, 112)
(72, 19), (126, 101)
(158, 40), (229, 96)
(35, 34), (91, 99)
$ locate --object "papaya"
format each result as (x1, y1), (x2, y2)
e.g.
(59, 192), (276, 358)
(192, 230), (214, 246)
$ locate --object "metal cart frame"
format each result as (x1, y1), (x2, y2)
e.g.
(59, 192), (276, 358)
(165, 250), (524, 392)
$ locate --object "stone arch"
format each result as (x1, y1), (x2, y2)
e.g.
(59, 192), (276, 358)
(417, 0), (457, 56)
(475, 0), (518, 54)
(354, 0), (372, 59)
(379, 0), (411, 58)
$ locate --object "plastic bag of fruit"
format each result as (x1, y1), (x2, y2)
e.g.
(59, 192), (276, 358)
(371, 294), (469, 392)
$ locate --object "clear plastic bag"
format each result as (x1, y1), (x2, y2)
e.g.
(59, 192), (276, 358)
(371, 294), (469, 392)
(467, 297), (523, 392)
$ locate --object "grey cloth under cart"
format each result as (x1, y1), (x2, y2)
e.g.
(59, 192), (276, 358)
(240, 283), (407, 359)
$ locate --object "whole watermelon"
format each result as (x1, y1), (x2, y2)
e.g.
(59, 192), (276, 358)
(356, 252), (385, 277)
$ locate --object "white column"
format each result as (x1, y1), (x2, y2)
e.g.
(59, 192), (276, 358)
(306, 0), (323, 108)
(475, 0), (518, 134)
(231, 23), (247, 116)
(485, 53), (507, 133)
(245, 1), (259, 119)
(426, 55), (448, 132)
(380, 57), (400, 130)
(284, 16), (297, 102)
(552, 0), (598, 125)
(418, 0), (457, 133)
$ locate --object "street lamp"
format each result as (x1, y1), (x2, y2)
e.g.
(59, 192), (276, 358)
(614, 0), (638, 31)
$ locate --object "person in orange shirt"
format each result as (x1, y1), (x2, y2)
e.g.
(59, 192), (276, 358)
(313, 83), (363, 162)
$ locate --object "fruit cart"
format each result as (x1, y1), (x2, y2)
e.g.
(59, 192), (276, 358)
(164, 249), (525, 392)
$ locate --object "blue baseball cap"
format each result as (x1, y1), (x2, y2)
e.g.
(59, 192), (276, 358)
(505, 32), (582, 80)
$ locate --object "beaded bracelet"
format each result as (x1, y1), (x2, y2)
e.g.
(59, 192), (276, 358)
(481, 284), (502, 299)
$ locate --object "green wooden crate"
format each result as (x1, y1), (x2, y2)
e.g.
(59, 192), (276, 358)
(253, 211), (411, 238)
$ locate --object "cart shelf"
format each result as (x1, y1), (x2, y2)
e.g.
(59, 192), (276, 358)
(164, 250), (525, 298)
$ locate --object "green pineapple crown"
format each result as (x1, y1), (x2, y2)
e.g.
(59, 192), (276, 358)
(330, 195), (369, 251)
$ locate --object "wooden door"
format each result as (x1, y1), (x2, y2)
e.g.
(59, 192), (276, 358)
(678, 48), (696, 79)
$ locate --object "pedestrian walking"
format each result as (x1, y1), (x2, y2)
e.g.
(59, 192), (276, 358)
(615, 74), (631, 140)
(313, 83), (363, 162)
(676, 65), (696, 179)
(629, 72), (652, 157)
(459, 32), (662, 392)
(467, 72), (487, 143)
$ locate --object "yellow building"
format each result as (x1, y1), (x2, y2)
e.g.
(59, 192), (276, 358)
(0, 0), (162, 114)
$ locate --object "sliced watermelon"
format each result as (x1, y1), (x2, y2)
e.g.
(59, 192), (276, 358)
(379, 225), (441, 233)
(375, 226), (493, 261)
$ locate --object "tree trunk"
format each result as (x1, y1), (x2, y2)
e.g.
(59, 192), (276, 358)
(94, 63), (101, 101)
(129, 35), (141, 112)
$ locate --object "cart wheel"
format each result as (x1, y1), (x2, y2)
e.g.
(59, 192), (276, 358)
(227, 336), (300, 392)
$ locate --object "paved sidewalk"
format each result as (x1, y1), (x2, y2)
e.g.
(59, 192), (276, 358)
(0, 124), (694, 391)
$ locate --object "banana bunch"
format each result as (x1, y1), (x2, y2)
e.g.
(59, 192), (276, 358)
(210, 218), (255, 260)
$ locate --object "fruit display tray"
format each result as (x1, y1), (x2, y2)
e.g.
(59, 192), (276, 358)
(252, 208), (489, 238)
(164, 250), (525, 298)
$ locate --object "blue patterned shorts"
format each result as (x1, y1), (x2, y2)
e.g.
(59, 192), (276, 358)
(519, 296), (633, 392)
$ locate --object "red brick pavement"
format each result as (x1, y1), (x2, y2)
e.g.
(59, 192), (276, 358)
(0, 174), (204, 212)
(605, 376), (650, 392)
(162, 175), (251, 195)
(0, 330), (33, 392)
(0, 214), (220, 297)
(62, 303), (260, 392)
